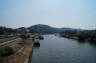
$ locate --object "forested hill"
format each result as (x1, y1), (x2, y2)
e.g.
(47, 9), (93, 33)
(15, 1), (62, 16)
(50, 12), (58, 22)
(28, 24), (81, 33)
(28, 24), (60, 33)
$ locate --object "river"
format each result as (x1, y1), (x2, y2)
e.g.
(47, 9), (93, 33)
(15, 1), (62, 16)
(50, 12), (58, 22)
(31, 35), (96, 63)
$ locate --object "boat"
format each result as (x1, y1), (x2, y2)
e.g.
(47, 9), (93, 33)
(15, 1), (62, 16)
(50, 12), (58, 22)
(34, 42), (40, 47)
(38, 35), (44, 40)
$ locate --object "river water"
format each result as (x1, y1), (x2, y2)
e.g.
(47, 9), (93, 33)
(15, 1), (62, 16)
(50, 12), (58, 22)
(31, 35), (96, 63)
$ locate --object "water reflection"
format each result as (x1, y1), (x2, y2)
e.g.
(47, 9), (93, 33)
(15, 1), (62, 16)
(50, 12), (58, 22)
(89, 42), (96, 47)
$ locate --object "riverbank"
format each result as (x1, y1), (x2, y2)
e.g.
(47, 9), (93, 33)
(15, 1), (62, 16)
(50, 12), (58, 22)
(7, 37), (33, 63)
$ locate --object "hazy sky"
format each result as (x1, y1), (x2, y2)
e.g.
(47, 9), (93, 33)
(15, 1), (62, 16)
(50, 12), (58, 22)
(0, 0), (96, 29)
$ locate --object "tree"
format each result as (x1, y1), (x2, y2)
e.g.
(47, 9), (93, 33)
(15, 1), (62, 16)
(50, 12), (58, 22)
(0, 27), (6, 35)
(0, 26), (17, 35)
(19, 35), (29, 42)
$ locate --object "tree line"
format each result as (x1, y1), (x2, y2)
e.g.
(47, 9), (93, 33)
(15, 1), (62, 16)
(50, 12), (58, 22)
(0, 26), (17, 35)
(60, 30), (96, 42)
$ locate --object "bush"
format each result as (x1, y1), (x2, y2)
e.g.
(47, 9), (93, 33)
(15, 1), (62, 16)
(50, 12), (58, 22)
(0, 46), (14, 57)
(27, 35), (30, 38)
(19, 34), (30, 42)
(0, 57), (4, 63)
(19, 35), (29, 41)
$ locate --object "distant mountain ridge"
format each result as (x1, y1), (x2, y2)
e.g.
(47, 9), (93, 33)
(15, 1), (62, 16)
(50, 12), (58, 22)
(17, 24), (82, 33)
(28, 24), (60, 33)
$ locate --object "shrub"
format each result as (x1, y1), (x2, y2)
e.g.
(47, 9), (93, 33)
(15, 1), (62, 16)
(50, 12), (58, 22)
(19, 34), (30, 42)
(19, 35), (28, 41)
(0, 46), (14, 57)
(0, 57), (4, 63)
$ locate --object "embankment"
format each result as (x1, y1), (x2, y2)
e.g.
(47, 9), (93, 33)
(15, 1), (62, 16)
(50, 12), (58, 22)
(7, 38), (34, 63)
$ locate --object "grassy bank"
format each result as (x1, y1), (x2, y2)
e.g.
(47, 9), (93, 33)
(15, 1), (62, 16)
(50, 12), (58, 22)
(6, 38), (34, 63)
(28, 47), (33, 63)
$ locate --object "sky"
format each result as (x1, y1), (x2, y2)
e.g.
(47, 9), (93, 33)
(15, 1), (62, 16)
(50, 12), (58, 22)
(0, 0), (96, 29)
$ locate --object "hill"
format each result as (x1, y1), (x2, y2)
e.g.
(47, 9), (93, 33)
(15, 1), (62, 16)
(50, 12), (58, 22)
(28, 24), (60, 33)
(17, 24), (82, 33)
